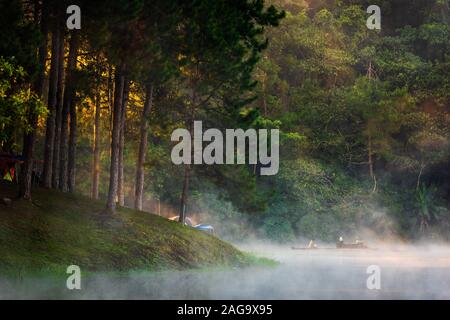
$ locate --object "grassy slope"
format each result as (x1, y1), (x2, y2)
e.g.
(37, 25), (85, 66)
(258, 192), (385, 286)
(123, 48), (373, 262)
(0, 183), (253, 276)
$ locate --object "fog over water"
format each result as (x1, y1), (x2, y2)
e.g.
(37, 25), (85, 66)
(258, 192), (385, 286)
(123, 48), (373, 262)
(1, 242), (450, 299)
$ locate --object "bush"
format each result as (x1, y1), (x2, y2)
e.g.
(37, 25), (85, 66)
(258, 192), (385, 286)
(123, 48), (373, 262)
(262, 215), (296, 243)
(296, 213), (339, 242)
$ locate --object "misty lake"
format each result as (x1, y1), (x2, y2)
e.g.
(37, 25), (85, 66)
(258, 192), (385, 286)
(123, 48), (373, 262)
(1, 243), (449, 299)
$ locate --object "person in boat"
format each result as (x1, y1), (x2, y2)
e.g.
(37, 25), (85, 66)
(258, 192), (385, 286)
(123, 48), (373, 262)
(307, 239), (318, 249)
(354, 238), (366, 248)
(337, 236), (344, 248)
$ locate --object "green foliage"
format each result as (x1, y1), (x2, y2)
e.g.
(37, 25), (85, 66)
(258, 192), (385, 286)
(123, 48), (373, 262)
(0, 57), (45, 151)
(296, 213), (338, 242)
(236, 0), (450, 242)
(262, 214), (296, 243)
(0, 0), (40, 79)
(191, 191), (249, 241)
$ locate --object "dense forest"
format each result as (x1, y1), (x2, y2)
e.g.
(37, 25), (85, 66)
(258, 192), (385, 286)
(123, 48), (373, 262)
(0, 0), (449, 243)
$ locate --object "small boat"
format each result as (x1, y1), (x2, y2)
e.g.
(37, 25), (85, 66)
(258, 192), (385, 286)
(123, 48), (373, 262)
(336, 241), (367, 249)
(292, 239), (373, 250)
(291, 246), (335, 250)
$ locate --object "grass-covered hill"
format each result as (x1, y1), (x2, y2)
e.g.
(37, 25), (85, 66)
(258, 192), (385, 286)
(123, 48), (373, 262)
(0, 183), (254, 277)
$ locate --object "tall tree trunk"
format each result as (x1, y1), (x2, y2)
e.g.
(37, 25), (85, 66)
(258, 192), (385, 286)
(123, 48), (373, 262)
(179, 163), (191, 223)
(416, 161), (426, 191)
(106, 64), (125, 212)
(42, 22), (60, 188)
(91, 75), (101, 199)
(19, 0), (48, 199)
(33, 0), (48, 102)
(19, 129), (35, 200)
(117, 79), (130, 206)
(368, 131), (377, 193)
(134, 83), (153, 210)
(261, 74), (267, 116)
(59, 31), (79, 191)
(440, 0), (449, 25)
(52, 27), (65, 189)
(179, 86), (196, 224)
(108, 64), (113, 155)
(68, 96), (77, 192)
(366, 64), (377, 193)
(368, 132), (373, 178)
